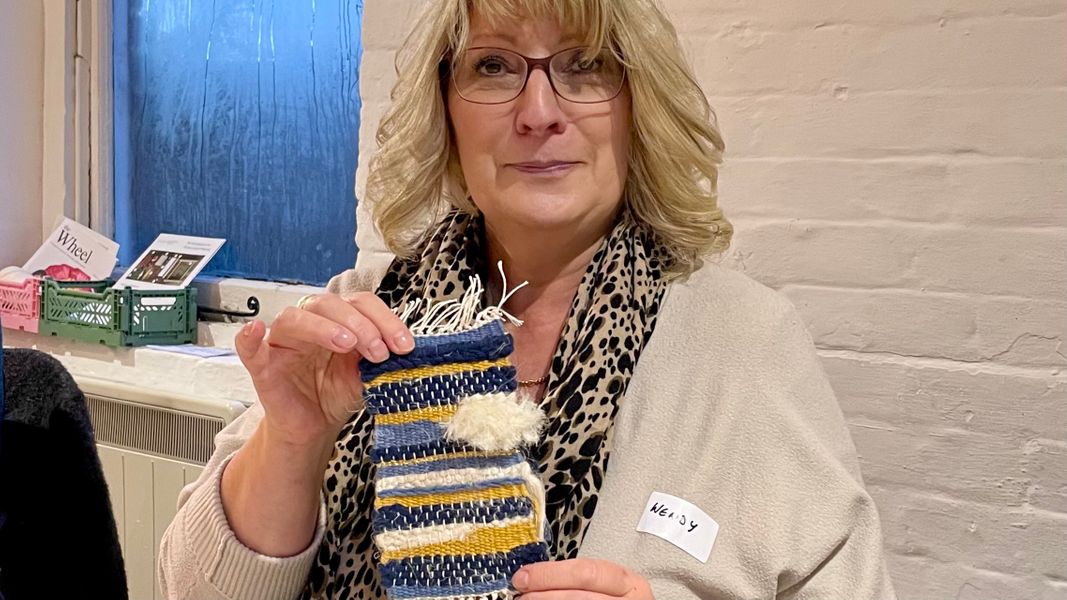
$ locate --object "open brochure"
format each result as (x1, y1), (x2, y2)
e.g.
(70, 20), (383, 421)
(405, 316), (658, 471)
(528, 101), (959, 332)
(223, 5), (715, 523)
(114, 234), (225, 290)
(23, 218), (120, 281)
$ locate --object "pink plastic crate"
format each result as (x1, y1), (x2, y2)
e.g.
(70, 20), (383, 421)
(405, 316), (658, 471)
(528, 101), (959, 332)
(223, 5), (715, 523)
(0, 277), (41, 333)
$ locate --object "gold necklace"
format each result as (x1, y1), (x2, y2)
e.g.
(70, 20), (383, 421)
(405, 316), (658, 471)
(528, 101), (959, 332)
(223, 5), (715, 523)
(517, 373), (549, 387)
(496, 286), (550, 388)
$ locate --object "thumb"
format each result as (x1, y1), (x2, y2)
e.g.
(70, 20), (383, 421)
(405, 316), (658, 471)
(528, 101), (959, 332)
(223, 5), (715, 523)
(235, 319), (269, 373)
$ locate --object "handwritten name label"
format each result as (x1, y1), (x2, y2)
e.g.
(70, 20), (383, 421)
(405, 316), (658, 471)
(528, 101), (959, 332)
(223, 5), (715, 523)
(635, 491), (719, 563)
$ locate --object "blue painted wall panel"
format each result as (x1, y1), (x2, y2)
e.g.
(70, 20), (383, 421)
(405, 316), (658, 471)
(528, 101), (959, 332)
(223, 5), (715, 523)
(114, 0), (362, 284)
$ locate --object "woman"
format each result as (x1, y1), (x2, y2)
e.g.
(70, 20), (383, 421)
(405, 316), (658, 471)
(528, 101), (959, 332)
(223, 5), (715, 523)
(160, 0), (895, 598)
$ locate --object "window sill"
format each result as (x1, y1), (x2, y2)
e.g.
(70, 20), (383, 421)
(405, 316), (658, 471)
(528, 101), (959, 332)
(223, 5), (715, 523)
(191, 274), (325, 323)
(3, 322), (255, 406)
(2, 275), (321, 407)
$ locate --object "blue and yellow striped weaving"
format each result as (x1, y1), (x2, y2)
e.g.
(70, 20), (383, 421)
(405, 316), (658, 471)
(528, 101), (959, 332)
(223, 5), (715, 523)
(361, 319), (549, 599)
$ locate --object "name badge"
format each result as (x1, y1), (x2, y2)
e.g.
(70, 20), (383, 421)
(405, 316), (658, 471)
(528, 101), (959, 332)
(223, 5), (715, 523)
(636, 491), (719, 563)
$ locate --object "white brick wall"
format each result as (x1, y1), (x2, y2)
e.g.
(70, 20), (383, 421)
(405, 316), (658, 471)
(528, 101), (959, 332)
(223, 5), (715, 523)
(356, 1), (1067, 597)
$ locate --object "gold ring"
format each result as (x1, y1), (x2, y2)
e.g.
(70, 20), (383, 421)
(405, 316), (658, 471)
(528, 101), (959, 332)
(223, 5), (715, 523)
(296, 294), (317, 310)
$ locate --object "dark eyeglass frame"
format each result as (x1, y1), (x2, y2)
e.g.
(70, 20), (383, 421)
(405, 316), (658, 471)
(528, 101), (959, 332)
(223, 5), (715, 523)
(450, 46), (627, 105)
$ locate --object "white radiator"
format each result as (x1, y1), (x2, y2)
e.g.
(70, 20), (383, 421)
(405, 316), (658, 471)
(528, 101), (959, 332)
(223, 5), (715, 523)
(77, 376), (247, 600)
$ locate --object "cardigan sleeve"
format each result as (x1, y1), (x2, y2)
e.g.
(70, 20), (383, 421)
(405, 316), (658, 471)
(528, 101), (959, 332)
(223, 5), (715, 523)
(326, 255), (394, 297)
(157, 264), (389, 600)
(157, 402), (328, 600)
(763, 302), (896, 600)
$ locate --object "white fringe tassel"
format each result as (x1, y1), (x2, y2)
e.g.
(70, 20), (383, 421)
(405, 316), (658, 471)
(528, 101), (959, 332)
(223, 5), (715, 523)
(400, 261), (528, 336)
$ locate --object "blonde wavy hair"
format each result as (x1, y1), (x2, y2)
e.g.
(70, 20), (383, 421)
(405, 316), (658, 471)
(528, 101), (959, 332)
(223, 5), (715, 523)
(366, 0), (732, 276)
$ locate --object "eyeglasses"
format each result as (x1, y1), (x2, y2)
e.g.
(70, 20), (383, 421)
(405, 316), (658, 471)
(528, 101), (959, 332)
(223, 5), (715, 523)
(451, 46), (626, 105)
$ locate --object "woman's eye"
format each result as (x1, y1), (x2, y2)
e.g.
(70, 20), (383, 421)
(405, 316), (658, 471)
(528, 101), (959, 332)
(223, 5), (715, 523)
(475, 57), (510, 76)
(567, 56), (602, 73)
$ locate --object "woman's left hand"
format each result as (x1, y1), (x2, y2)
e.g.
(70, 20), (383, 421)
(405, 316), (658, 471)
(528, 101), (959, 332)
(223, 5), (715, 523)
(512, 558), (654, 599)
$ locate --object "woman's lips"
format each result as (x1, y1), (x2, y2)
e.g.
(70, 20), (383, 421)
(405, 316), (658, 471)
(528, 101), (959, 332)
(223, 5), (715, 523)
(507, 161), (580, 175)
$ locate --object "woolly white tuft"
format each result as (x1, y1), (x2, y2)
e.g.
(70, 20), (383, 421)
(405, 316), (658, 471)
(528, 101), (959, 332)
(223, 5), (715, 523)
(444, 392), (545, 452)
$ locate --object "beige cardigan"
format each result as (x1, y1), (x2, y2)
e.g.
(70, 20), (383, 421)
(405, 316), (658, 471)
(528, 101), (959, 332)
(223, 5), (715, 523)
(158, 261), (896, 599)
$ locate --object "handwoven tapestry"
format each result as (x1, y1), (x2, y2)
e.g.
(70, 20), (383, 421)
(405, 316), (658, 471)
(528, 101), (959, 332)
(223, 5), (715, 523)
(360, 277), (550, 599)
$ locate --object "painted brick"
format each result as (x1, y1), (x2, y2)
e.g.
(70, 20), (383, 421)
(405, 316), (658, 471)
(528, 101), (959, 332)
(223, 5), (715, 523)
(887, 555), (1066, 600)
(727, 219), (1067, 300)
(827, 353), (1067, 515)
(357, 50), (403, 103)
(783, 285), (1066, 368)
(720, 158), (1067, 228)
(665, 0), (1066, 29)
(685, 17), (1067, 95)
(712, 90), (1066, 159)
(853, 425), (1066, 513)
(362, 0), (424, 50)
(876, 488), (1067, 579)
(823, 354), (1067, 443)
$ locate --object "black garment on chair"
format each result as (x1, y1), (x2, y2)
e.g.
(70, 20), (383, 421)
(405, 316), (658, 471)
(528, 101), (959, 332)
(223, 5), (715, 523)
(0, 348), (129, 600)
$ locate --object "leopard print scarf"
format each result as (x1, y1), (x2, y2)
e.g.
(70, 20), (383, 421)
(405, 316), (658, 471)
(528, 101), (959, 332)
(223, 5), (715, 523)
(301, 210), (667, 599)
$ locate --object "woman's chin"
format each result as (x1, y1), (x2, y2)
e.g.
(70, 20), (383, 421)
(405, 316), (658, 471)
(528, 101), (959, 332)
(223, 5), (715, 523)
(474, 185), (623, 234)
(493, 203), (584, 231)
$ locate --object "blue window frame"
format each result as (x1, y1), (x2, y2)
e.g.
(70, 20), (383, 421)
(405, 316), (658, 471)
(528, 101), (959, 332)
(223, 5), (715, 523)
(113, 0), (363, 284)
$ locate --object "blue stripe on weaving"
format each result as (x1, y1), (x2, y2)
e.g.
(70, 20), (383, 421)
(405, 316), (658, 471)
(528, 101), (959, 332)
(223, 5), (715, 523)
(370, 438), (476, 465)
(363, 366), (516, 415)
(378, 542), (550, 588)
(373, 420), (446, 449)
(376, 452), (524, 479)
(360, 320), (513, 381)
(375, 476), (527, 498)
(372, 496), (534, 532)
(386, 580), (509, 599)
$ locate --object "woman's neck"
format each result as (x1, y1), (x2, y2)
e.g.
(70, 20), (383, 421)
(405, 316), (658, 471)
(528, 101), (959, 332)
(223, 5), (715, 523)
(482, 222), (604, 387)
(483, 223), (604, 322)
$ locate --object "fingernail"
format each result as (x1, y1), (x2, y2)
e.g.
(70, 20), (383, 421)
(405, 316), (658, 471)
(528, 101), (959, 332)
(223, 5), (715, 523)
(333, 329), (356, 348)
(241, 321), (253, 336)
(512, 570), (529, 590)
(394, 332), (414, 353)
(368, 339), (389, 362)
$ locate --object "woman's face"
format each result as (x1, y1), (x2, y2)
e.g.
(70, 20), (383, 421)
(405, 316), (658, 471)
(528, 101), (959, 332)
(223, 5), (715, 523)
(447, 12), (631, 242)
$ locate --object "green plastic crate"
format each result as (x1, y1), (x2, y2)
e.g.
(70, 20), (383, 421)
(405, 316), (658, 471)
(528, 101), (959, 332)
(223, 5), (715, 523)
(39, 279), (197, 347)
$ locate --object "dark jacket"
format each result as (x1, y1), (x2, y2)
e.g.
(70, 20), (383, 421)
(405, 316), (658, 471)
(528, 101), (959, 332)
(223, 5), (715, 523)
(0, 348), (128, 599)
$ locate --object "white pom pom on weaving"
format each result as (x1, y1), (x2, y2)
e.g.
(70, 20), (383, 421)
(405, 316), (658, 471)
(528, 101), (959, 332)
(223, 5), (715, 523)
(444, 392), (545, 452)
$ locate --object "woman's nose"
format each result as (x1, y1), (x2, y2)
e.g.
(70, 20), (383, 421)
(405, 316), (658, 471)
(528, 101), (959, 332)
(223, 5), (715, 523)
(514, 67), (566, 135)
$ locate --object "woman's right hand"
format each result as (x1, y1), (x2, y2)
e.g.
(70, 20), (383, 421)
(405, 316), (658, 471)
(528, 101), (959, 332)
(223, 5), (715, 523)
(234, 292), (414, 448)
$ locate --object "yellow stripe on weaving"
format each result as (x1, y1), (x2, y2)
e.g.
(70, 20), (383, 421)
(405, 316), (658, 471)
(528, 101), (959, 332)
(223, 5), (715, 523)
(377, 449), (514, 469)
(374, 482), (526, 510)
(379, 519), (539, 562)
(365, 357), (511, 389)
(373, 404), (459, 426)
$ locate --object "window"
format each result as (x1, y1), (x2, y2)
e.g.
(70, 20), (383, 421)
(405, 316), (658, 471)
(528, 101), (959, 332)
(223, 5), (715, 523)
(112, 0), (363, 285)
